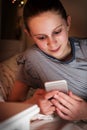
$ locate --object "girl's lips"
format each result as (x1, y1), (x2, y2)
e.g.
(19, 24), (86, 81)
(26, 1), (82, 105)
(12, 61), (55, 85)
(50, 46), (61, 52)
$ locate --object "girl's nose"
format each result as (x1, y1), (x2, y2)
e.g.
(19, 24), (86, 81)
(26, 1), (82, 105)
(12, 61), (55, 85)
(47, 37), (57, 47)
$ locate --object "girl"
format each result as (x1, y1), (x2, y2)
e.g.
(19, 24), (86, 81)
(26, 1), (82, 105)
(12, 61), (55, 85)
(8, 0), (87, 121)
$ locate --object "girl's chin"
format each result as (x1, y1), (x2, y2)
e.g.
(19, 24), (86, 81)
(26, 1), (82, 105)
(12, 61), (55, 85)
(45, 51), (63, 59)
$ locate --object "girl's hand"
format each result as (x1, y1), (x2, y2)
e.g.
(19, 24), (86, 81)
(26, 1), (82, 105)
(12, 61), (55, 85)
(38, 90), (58, 115)
(25, 89), (56, 115)
(24, 88), (45, 104)
(38, 97), (55, 115)
(51, 91), (87, 121)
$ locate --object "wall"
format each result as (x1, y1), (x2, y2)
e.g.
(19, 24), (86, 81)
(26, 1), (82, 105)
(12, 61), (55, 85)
(61, 0), (87, 37)
(0, 0), (2, 38)
(0, 40), (26, 61)
(1, 0), (18, 39)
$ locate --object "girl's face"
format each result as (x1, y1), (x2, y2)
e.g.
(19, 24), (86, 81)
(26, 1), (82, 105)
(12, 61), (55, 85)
(27, 11), (71, 60)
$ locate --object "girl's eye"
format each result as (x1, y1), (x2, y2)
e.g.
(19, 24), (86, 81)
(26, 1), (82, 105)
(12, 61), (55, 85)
(37, 36), (46, 40)
(53, 29), (62, 35)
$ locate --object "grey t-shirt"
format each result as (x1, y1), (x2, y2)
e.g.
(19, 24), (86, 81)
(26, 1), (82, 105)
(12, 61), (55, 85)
(17, 37), (87, 100)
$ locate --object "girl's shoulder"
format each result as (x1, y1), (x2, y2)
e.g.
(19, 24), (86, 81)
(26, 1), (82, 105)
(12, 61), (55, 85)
(73, 37), (87, 45)
(70, 37), (87, 48)
(25, 44), (43, 59)
(17, 44), (43, 65)
(73, 37), (87, 58)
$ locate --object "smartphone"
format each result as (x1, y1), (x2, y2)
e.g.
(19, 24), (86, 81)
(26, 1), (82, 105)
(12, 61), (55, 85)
(44, 80), (68, 93)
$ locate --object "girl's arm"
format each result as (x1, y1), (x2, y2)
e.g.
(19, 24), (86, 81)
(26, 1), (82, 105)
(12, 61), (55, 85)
(7, 80), (29, 102)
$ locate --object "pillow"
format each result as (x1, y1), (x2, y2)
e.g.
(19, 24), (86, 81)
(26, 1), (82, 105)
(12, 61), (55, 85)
(0, 53), (36, 101)
(0, 54), (19, 100)
(0, 81), (5, 102)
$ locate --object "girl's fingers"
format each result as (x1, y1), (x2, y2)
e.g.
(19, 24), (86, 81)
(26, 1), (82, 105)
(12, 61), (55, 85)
(56, 108), (73, 120)
(69, 91), (83, 101)
(45, 90), (59, 100)
(38, 97), (55, 115)
(54, 92), (83, 107)
(44, 106), (55, 115)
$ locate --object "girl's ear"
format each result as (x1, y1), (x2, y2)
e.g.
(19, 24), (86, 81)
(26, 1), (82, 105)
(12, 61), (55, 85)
(24, 29), (31, 37)
(67, 15), (71, 31)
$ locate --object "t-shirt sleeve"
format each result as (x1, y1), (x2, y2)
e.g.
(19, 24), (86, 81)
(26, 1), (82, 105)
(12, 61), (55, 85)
(16, 53), (42, 89)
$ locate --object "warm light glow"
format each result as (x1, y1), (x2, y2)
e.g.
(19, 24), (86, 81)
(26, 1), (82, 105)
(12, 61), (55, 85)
(21, 1), (24, 5)
(11, 0), (26, 6)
